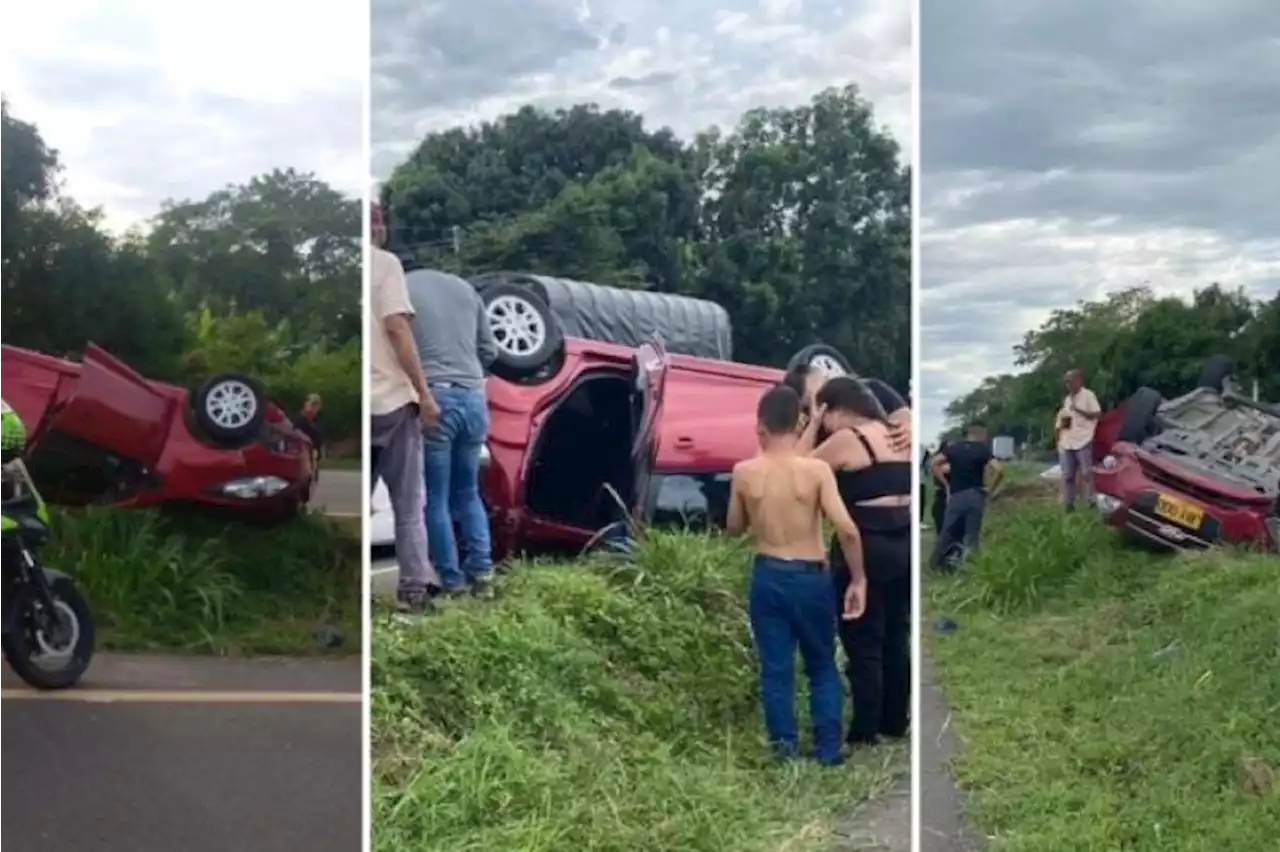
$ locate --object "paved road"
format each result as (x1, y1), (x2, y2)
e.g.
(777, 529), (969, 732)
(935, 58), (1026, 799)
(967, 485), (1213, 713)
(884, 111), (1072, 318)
(314, 469), (360, 516)
(920, 653), (981, 851)
(3, 653), (362, 852)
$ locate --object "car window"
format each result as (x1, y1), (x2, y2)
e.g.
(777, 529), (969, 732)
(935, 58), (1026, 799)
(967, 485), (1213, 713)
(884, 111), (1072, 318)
(648, 473), (733, 530)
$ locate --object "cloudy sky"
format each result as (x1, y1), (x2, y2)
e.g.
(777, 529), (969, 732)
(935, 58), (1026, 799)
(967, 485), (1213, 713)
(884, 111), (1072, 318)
(920, 1), (1280, 440)
(371, 0), (912, 179)
(1, 0), (364, 233)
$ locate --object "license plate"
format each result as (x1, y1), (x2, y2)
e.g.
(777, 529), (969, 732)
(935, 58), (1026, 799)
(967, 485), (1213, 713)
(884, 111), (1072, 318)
(1153, 494), (1204, 530)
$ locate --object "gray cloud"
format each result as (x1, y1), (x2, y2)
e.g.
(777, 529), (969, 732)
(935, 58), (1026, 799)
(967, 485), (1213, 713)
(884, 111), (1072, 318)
(372, 0), (912, 179)
(920, 0), (1280, 440)
(2, 0), (364, 231)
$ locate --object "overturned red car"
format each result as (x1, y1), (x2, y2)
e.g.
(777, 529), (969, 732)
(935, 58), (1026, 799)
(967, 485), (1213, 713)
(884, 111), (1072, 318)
(1092, 357), (1279, 553)
(371, 271), (909, 558)
(1, 343), (315, 521)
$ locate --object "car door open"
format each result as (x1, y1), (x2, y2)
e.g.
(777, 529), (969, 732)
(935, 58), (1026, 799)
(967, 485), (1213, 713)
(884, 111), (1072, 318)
(26, 344), (175, 503)
(629, 337), (671, 523)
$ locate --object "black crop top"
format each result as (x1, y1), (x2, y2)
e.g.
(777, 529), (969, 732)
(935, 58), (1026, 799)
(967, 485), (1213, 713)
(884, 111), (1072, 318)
(833, 428), (913, 534)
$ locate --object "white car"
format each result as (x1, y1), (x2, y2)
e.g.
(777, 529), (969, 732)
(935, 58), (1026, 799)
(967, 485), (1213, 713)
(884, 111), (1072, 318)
(370, 479), (394, 548)
(369, 444), (491, 550)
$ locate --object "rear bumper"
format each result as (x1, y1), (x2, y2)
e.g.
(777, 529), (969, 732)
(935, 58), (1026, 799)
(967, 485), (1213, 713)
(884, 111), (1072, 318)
(1096, 494), (1217, 551)
(1095, 468), (1271, 551)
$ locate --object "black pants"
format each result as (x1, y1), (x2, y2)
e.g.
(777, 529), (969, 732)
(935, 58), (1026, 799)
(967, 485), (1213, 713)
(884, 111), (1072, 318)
(835, 530), (912, 743)
(931, 486), (947, 532)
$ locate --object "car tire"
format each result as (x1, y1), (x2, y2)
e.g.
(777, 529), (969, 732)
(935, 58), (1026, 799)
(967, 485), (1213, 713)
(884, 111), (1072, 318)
(786, 344), (853, 380)
(1117, 387), (1164, 444)
(479, 281), (564, 382)
(1197, 354), (1234, 393)
(192, 373), (267, 447)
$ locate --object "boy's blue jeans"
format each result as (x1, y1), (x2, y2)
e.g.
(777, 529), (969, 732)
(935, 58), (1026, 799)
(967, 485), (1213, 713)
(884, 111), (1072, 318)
(748, 555), (844, 764)
(423, 386), (493, 591)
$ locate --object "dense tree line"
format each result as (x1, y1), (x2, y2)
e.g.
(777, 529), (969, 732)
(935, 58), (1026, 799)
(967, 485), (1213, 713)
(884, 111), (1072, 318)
(380, 85), (912, 390)
(943, 284), (1279, 445)
(1, 100), (362, 444)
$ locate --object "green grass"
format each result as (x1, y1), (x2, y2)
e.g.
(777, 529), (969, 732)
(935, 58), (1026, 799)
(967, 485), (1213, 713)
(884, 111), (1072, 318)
(926, 485), (1280, 851)
(372, 532), (906, 852)
(47, 506), (361, 655)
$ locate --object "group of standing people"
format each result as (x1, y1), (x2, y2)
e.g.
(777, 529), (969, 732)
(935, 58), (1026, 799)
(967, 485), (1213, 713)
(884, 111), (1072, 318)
(729, 367), (913, 763)
(925, 367), (1101, 570)
(367, 203), (498, 615)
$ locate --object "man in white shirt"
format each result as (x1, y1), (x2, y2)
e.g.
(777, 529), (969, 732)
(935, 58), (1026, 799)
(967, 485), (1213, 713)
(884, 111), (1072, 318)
(368, 202), (441, 613)
(1054, 368), (1102, 511)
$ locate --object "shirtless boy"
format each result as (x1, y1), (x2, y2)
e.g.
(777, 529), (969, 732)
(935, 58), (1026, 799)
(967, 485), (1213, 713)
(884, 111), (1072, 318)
(727, 384), (867, 765)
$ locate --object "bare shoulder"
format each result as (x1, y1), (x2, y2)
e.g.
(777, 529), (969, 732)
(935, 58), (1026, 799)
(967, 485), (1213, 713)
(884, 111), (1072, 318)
(731, 458), (758, 479)
(799, 456), (835, 479)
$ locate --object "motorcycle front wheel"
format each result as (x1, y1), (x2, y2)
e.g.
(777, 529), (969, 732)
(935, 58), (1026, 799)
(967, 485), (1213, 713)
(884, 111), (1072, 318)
(3, 572), (96, 690)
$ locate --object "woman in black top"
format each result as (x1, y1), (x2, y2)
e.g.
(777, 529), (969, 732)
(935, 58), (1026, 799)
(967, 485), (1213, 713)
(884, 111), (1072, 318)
(810, 377), (913, 746)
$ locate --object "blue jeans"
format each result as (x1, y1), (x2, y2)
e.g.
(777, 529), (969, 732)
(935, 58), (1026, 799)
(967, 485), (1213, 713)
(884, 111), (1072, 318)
(748, 556), (844, 764)
(423, 387), (493, 590)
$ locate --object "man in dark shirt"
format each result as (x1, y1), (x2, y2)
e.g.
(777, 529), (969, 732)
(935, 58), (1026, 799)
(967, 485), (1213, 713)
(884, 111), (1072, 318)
(928, 420), (1003, 570)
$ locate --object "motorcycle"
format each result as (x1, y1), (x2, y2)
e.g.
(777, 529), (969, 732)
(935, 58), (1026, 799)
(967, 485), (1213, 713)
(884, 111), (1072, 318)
(2, 454), (96, 689)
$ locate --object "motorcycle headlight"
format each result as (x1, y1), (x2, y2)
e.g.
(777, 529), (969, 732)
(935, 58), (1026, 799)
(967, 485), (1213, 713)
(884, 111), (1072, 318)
(218, 476), (289, 499)
(1101, 455), (1118, 470)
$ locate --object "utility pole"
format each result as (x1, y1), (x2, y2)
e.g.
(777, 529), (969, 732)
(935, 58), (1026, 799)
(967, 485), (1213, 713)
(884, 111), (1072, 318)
(452, 225), (461, 256)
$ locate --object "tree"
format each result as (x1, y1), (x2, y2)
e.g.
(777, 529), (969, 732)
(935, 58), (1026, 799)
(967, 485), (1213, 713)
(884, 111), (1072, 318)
(690, 86), (911, 385)
(148, 169), (362, 346)
(381, 86), (911, 387)
(942, 285), (1278, 443)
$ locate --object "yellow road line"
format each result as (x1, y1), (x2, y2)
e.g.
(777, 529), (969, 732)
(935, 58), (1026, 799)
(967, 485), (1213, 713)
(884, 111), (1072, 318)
(2, 689), (362, 704)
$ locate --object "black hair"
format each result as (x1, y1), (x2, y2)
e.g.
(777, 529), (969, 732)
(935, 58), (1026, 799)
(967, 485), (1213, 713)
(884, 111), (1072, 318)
(758, 385), (802, 435)
(967, 419), (988, 433)
(781, 365), (812, 401)
(815, 376), (889, 423)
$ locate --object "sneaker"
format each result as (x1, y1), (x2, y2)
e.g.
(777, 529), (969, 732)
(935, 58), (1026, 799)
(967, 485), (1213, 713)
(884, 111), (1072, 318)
(441, 585), (470, 600)
(470, 577), (496, 601)
(394, 589), (435, 616)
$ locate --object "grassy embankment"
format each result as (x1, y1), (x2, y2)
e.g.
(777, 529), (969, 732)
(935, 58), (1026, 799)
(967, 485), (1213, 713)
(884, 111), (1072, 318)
(372, 532), (907, 852)
(926, 472), (1279, 851)
(47, 506), (361, 655)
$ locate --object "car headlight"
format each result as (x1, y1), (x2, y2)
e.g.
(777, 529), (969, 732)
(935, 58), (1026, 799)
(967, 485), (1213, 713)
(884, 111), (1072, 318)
(218, 476), (289, 499)
(1094, 493), (1124, 514)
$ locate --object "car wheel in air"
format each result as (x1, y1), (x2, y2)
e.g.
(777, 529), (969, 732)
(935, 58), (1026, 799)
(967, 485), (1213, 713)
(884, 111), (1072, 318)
(193, 372), (268, 447)
(786, 343), (853, 380)
(1117, 387), (1165, 444)
(479, 281), (564, 382)
(1197, 354), (1234, 393)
